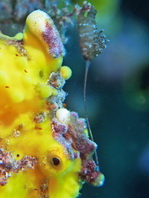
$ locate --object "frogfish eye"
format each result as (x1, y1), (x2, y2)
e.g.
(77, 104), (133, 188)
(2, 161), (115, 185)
(47, 154), (61, 168)
(52, 157), (60, 166)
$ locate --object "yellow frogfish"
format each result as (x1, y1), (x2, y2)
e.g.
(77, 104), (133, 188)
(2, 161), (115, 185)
(0, 10), (104, 198)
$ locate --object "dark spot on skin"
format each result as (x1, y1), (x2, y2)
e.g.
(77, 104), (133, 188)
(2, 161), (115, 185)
(24, 70), (28, 73)
(16, 154), (20, 157)
(35, 127), (42, 130)
(39, 70), (44, 78)
(5, 86), (9, 88)
(16, 54), (19, 56)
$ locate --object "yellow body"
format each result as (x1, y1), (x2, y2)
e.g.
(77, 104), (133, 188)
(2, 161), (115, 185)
(0, 10), (82, 198)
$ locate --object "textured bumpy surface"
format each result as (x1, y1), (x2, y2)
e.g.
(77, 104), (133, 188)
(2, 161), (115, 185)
(0, 10), (104, 198)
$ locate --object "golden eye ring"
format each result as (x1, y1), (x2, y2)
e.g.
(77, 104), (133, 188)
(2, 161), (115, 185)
(47, 154), (61, 168)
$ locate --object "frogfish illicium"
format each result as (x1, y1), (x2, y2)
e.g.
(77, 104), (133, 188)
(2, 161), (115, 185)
(0, 10), (104, 198)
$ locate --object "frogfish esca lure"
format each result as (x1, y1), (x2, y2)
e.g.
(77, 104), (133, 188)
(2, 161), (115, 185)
(0, 10), (104, 198)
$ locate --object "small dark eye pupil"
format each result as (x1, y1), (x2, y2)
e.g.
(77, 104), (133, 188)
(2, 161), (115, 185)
(52, 157), (60, 166)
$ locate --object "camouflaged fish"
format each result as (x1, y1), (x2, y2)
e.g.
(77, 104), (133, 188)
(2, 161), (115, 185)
(0, 10), (104, 198)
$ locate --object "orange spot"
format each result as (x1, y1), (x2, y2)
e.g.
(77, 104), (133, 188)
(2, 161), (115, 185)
(35, 127), (42, 130)
(63, 103), (67, 108)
